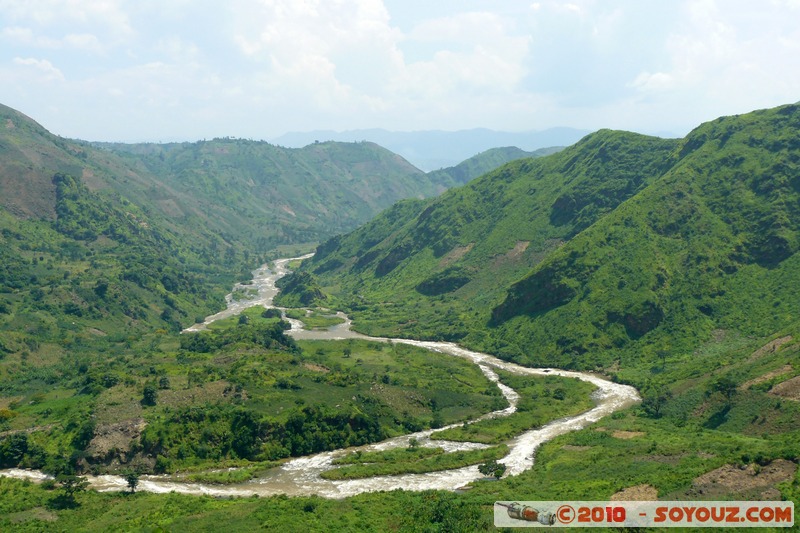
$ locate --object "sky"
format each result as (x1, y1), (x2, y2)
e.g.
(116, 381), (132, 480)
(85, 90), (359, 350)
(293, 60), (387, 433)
(1, 0), (799, 142)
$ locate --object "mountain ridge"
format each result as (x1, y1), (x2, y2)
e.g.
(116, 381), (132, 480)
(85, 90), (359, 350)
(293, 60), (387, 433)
(292, 103), (800, 378)
(272, 126), (590, 170)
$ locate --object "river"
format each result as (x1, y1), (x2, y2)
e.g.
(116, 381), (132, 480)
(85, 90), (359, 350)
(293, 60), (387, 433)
(1, 256), (639, 498)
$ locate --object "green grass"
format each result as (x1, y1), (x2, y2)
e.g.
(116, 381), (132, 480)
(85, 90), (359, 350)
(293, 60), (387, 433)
(1, 306), (504, 475)
(431, 370), (597, 444)
(181, 460), (283, 484)
(332, 446), (445, 465)
(283, 308), (345, 329)
(320, 445), (508, 480)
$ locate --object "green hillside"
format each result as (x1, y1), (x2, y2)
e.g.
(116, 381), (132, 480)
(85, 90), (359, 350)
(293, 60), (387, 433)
(94, 138), (435, 249)
(3, 103), (800, 530)
(0, 100), (471, 338)
(299, 129), (679, 339)
(273, 104), (800, 522)
(425, 145), (563, 189)
(293, 104), (800, 375)
(485, 105), (800, 373)
(1, 102), (449, 254)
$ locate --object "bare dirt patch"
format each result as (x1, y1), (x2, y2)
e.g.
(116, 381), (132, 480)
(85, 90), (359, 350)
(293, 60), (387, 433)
(81, 168), (106, 190)
(687, 459), (797, 499)
(611, 484), (658, 501)
(5, 118), (14, 129)
(748, 336), (794, 362)
(508, 241), (530, 258)
(438, 243), (474, 267)
(159, 380), (232, 409)
(769, 375), (800, 401)
(157, 199), (185, 217)
(740, 364), (794, 390)
(612, 430), (645, 439)
(86, 418), (147, 463)
(0, 396), (22, 410)
(490, 241), (531, 270)
(304, 363), (330, 373)
(8, 507), (57, 524)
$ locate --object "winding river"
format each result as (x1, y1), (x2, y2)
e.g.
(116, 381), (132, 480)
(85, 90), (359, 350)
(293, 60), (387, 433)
(1, 256), (639, 498)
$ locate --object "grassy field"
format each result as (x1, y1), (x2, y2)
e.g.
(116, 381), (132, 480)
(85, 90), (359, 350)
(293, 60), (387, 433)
(283, 308), (346, 329)
(320, 445), (508, 480)
(431, 370), (597, 443)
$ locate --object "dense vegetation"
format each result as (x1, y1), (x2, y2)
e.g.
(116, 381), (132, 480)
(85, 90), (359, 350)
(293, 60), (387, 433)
(0, 306), (506, 475)
(293, 104), (800, 378)
(297, 129), (679, 341)
(320, 444), (509, 480)
(0, 101), (470, 260)
(430, 370), (596, 444)
(270, 103), (800, 525)
(95, 138), (436, 249)
(4, 101), (800, 530)
(425, 145), (562, 189)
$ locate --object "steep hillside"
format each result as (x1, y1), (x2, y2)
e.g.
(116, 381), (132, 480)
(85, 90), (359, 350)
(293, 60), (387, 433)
(0, 100), (460, 349)
(1, 102), (448, 256)
(298, 129), (679, 340)
(293, 104), (800, 381)
(487, 104), (800, 372)
(95, 138), (435, 248)
(426, 145), (563, 189)
(0, 104), (90, 219)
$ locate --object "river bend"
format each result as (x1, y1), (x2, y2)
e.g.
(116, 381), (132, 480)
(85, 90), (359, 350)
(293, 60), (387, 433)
(1, 256), (639, 498)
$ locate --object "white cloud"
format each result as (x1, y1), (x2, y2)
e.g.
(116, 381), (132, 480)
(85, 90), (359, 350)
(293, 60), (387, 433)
(2, 1), (800, 141)
(63, 33), (103, 53)
(624, 0), (800, 126)
(631, 71), (674, 92)
(12, 56), (65, 81)
(0, 0), (133, 35)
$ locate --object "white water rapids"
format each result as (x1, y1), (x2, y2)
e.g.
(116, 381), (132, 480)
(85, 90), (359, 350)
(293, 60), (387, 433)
(1, 255), (639, 498)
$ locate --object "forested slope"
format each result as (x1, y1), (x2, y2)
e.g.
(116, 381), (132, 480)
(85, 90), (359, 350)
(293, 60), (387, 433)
(487, 104), (800, 373)
(300, 129), (680, 340)
(425, 145), (563, 189)
(295, 103), (800, 378)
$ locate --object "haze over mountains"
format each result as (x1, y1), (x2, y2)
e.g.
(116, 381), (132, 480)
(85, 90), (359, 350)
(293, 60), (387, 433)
(272, 127), (589, 171)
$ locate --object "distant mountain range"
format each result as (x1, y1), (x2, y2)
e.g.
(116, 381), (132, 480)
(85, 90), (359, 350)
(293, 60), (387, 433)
(272, 127), (589, 171)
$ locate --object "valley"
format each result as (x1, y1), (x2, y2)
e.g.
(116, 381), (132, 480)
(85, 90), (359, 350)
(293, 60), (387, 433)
(2, 254), (637, 498)
(1, 102), (800, 530)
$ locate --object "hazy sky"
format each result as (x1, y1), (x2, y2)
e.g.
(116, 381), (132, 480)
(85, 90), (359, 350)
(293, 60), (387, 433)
(2, 0), (799, 142)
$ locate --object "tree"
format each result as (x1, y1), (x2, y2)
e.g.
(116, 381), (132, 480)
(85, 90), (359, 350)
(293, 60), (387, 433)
(709, 375), (738, 403)
(478, 460), (506, 478)
(124, 470), (140, 493)
(141, 383), (157, 406)
(642, 386), (672, 418)
(56, 474), (89, 504)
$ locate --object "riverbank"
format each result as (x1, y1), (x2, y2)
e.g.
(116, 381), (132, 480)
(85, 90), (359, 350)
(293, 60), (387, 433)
(0, 255), (639, 498)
